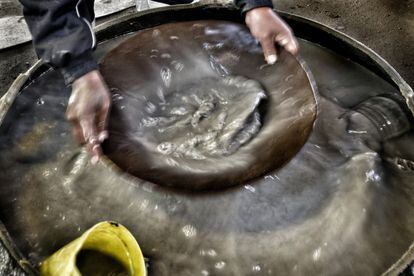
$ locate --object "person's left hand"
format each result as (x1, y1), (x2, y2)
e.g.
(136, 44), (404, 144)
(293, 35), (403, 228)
(66, 70), (111, 164)
(245, 7), (299, 64)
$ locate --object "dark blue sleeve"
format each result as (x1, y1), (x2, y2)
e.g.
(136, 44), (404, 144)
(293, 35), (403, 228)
(18, 0), (98, 84)
(234, 0), (274, 14)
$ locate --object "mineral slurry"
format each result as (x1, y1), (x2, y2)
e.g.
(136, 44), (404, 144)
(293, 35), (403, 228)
(0, 20), (413, 275)
(101, 21), (316, 190)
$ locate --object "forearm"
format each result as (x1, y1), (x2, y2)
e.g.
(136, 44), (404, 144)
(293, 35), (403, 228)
(18, 0), (98, 84)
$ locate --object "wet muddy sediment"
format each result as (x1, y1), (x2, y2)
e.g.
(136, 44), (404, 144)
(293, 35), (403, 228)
(101, 21), (316, 190)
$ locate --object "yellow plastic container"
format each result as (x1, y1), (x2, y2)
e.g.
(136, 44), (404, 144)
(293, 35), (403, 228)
(40, 221), (146, 276)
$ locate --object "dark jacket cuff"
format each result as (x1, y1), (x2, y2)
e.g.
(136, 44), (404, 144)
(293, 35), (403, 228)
(238, 0), (274, 14)
(59, 51), (98, 85)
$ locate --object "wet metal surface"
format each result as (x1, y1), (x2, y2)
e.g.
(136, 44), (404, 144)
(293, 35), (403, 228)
(101, 21), (316, 190)
(0, 20), (413, 275)
(0, 240), (25, 275)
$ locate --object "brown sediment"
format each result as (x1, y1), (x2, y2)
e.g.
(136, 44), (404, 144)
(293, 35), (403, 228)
(100, 20), (317, 190)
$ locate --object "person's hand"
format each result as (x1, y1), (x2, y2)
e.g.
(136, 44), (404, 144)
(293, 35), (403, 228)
(66, 70), (111, 164)
(245, 7), (299, 64)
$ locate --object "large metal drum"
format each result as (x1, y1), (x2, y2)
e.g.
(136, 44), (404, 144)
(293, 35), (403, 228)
(0, 3), (414, 275)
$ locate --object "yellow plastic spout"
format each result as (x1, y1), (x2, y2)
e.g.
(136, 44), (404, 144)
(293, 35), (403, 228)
(40, 221), (146, 276)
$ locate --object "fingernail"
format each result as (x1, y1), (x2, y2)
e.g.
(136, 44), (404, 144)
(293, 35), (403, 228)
(91, 155), (99, 165)
(287, 44), (298, 55)
(68, 94), (76, 105)
(89, 137), (98, 145)
(92, 144), (100, 153)
(99, 131), (108, 142)
(267, 55), (277, 65)
(280, 38), (289, 46)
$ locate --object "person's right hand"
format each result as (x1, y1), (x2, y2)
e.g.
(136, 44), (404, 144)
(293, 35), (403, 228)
(66, 70), (111, 164)
(245, 7), (299, 64)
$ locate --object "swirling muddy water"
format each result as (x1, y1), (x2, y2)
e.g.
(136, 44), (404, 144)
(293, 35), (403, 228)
(0, 20), (413, 275)
(101, 21), (316, 190)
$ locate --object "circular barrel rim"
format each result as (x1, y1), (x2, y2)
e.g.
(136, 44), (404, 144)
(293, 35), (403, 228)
(0, 3), (413, 274)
